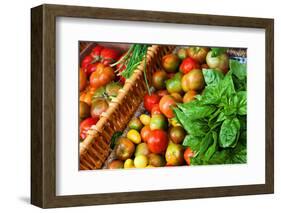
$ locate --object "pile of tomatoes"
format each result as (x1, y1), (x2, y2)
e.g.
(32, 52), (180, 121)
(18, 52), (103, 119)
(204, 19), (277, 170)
(107, 46), (227, 169)
(79, 44), (125, 141)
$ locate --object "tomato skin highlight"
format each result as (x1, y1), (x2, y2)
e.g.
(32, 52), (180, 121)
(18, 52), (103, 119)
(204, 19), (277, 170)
(147, 130), (169, 154)
(143, 93), (161, 112)
(179, 57), (200, 74)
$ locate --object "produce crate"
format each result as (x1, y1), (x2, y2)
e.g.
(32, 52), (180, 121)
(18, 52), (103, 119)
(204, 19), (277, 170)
(79, 43), (176, 170)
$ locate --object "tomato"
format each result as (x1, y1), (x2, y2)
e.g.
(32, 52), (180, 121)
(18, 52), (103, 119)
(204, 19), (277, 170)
(80, 68), (87, 91)
(90, 45), (104, 61)
(186, 47), (209, 64)
(181, 69), (205, 92)
(184, 147), (194, 165)
(162, 54), (180, 73)
(79, 101), (90, 119)
(80, 117), (99, 139)
(128, 117), (143, 131)
(179, 57), (200, 74)
(108, 160), (124, 169)
(156, 89), (169, 98)
(140, 125), (151, 142)
(165, 142), (185, 166)
(159, 95), (177, 118)
(152, 70), (168, 90)
(183, 90), (197, 103)
(165, 72), (183, 94)
(127, 129), (141, 144)
(89, 63), (115, 89)
(90, 98), (109, 119)
(206, 51), (229, 74)
(81, 55), (93, 69)
(177, 48), (187, 60)
(151, 104), (162, 115)
(100, 48), (121, 65)
(85, 62), (99, 77)
(169, 126), (186, 144)
(148, 153), (166, 167)
(150, 114), (168, 130)
(115, 137), (135, 161)
(143, 93), (161, 112)
(147, 130), (169, 154)
(170, 93), (182, 103)
(80, 90), (94, 106)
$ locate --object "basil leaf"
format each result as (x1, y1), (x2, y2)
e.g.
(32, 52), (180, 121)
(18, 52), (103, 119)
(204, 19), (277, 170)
(230, 59), (247, 81)
(204, 131), (218, 161)
(202, 69), (224, 86)
(237, 91), (247, 115)
(182, 135), (202, 151)
(174, 108), (209, 136)
(220, 71), (236, 96)
(178, 103), (217, 120)
(199, 132), (213, 156)
(219, 117), (240, 148)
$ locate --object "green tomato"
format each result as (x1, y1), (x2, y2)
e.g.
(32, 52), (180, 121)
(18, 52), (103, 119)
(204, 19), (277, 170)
(165, 72), (183, 94)
(150, 114), (168, 130)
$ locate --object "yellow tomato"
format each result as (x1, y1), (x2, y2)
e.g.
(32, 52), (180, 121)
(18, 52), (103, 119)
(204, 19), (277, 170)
(134, 155), (148, 168)
(127, 129), (141, 144)
(139, 114), (151, 126)
(124, 159), (135, 169)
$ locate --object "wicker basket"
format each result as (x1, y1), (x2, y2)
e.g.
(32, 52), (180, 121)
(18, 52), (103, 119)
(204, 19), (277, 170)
(79, 44), (176, 170)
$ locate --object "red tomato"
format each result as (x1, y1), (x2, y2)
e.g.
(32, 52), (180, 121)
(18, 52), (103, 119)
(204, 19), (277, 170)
(81, 55), (93, 69)
(100, 48), (121, 65)
(151, 104), (162, 115)
(184, 147), (194, 165)
(86, 62), (99, 77)
(159, 95), (177, 118)
(179, 57), (200, 74)
(147, 130), (169, 154)
(80, 117), (99, 140)
(90, 45), (104, 61)
(140, 125), (151, 142)
(143, 93), (161, 112)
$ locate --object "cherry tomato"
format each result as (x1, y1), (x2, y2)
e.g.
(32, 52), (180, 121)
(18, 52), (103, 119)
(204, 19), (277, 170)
(147, 129), (169, 154)
(184, 147), (194, 165)
(159, 95), (177, 118)
(143, 93), (161, 112)
(80, 117), (99, 140)
(151, 104), (162, 115)
(156, 90), (169, 98)
(179, 57), (200, 74)
(140, 125), (151, 142)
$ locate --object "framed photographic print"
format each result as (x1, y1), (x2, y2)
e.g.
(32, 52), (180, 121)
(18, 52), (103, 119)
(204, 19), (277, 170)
(31, 4), (274, 208)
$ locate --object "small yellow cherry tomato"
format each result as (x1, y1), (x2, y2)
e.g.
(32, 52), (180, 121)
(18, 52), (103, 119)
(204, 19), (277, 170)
(139, 114), (151, 126)
(127, 129), (141, 144)
(134, 155), (148, 168)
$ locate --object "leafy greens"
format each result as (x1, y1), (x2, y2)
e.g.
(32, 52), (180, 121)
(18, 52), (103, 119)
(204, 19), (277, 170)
(174, 60), (247, 165)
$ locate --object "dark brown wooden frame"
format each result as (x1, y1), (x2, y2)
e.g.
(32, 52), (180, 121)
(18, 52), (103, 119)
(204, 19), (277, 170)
(31, 4), (274, 208)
